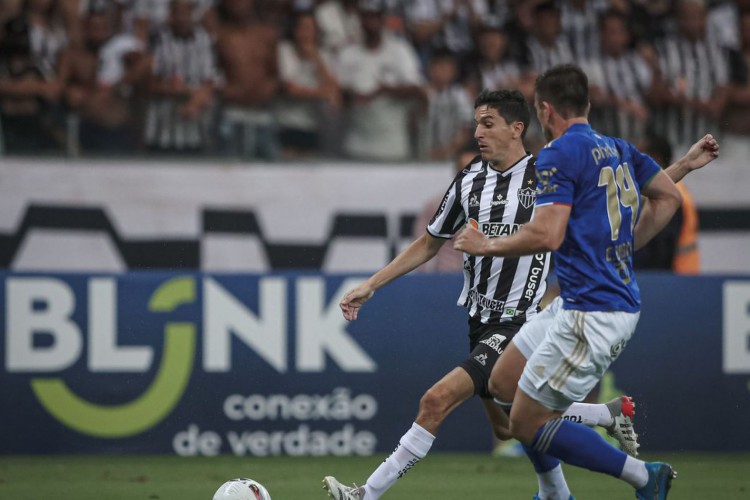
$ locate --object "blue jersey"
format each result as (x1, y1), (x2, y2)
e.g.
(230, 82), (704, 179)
(535, 123), (662, 312)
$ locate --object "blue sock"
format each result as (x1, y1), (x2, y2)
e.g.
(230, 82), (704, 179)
(531, 418), (627, 477)
(522, 444), (560, 473)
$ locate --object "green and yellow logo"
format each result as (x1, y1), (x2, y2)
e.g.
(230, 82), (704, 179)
(28, 277), (196, 438)
(6, 275), (377, 439)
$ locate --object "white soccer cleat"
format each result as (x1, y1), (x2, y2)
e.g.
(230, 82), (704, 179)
(605, 395), (640, 457)
(322, 476), (364, 500)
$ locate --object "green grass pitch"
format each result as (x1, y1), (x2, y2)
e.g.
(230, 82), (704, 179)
(1, 453), (749, 499)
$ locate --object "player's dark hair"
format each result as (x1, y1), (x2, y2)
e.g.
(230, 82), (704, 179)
(474, 88), (530, 138)
(641, 130), (673, 167)
(535, 64), (589, 118)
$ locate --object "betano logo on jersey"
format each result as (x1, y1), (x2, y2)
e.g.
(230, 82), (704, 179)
(468, 218), (522, 238)
(4, 276), (375, 438)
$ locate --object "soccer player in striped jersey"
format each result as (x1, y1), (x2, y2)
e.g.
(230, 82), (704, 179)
(455, 64), (719, 500)
(324, 89), (635, 500)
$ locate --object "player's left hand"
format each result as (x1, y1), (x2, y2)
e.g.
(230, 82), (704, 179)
(684, 133), (719, 170)
(453, 224), (488, 256)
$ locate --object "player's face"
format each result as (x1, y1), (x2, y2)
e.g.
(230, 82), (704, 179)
(473, 105), (519, 165)
(534, 96), (553, 142)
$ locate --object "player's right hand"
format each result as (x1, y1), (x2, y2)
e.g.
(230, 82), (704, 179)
(340, 284), (375, 321)
(685, 133), (719, 170)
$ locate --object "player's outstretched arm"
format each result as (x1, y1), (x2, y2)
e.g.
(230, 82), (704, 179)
(664, 134), (720, 184)
(339, 232), (446, 321)
(454, 204), (570, 257)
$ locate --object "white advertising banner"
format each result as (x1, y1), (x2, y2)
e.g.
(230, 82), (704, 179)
(0, 159), (454, 272)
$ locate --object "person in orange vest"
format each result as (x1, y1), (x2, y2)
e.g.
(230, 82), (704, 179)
(635, 132), (701, 273)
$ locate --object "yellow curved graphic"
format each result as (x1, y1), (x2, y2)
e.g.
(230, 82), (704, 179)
(30, 277), (196, 438)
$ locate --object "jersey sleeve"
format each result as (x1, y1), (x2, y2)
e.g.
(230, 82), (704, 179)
(535, 143), (575, 207)
(625, 141), (663, 188)
(426, 178), (466, 239)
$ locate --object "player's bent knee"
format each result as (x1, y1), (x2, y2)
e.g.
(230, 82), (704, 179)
(418, 387), (450, 420)
(509, 416), (536, 445)
(487, 377), (502, 400)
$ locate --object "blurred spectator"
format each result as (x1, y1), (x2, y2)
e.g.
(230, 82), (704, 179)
(131, 0), (215, 42)
(419, 49), (473, 160)
(0, 0), (68, 153)
(144, 0), (217, 153)
(412, 144), (477, 273)
(612, 0), (673, 44)
(465, 24), (530, 99)
(707, 0), (749, 51)
(652, 0), (729, 151)
(500, 0), (541, 68)
(315, 0), (363, 56)
(215, 0), (280, 160)
(523, 1), (574, 76)
(726, 8), (750, 134)
(634, 131), (700, 273)
(76, 0), (135, 37)
(403, 0), (486, 71)
(62, 7), (149, 153)
(276, 9), (341, 158)
(587, 9), (654, 143)
(0, 0), (24, 30)
(337, 0), (426, 161)
(255, 0), (294, 27)
(559, 0), (608, 64)
(480, 0), (511, 31)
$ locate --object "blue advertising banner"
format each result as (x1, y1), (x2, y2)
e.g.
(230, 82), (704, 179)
(1, 272), (749, 455)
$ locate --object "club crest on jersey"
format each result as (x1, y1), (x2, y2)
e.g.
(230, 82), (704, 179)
(518, 187), (536, 209)
(469, 193), (480, 207)
(491, 193), (509, 206)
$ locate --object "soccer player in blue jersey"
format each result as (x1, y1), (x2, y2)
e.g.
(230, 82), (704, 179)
(455, 64), (719, 500)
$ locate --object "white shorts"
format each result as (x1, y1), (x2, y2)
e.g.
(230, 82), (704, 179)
(514, 297), (640, 412)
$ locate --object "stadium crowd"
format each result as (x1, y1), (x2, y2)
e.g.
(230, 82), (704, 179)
(0, 0), (748, 161)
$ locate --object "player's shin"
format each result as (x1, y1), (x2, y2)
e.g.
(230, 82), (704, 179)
(531, 418), (628, 478)
(522, 444), (572, 500)
(363, 422), (435, 499)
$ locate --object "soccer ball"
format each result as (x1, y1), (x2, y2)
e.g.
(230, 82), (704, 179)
(212, 478), (271, 500)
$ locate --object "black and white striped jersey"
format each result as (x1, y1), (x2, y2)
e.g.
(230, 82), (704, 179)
(559, 0), (609, 63)
(588, 51), (653, 142)
(654, 34), (729, 147)
(525, 35), (575, 74)
(427, 154), (551, 325)
(144, 27), (217, 150)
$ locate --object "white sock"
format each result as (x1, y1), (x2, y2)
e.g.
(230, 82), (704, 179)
(562, 403), (613, 427)
(620, 456), (649, 488)
(363, 423), (435, 499)
(536, 464), (572, 500)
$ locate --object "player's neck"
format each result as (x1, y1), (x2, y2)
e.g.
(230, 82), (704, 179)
(554, 117), (589, 139)
(488, 146), (528, 172)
